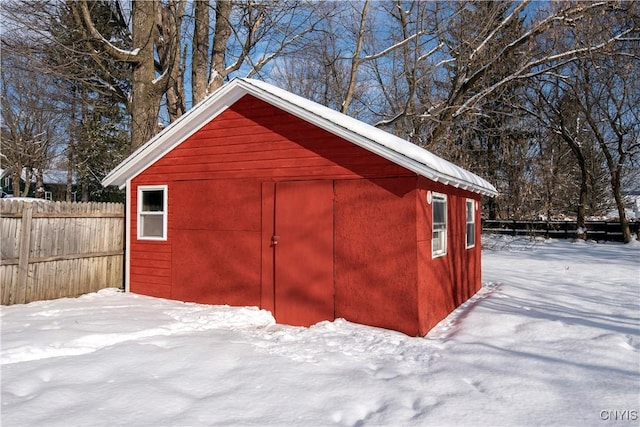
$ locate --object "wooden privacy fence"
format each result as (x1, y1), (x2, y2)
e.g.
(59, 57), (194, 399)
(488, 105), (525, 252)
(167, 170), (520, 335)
(482, 219), (639, 242)
(1, 200), (125, 305)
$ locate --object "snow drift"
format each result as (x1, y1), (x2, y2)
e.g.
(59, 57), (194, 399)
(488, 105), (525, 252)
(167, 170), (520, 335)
(2, 236), (638, 426)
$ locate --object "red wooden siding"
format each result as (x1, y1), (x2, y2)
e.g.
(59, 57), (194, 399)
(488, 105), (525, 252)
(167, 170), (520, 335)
(127, 93), (484, 336)
(137, 95), (413, 183)
(169, 179), (262, 306)
(334, 177), (420, 336)
(129, 95), (414, 306)
(416, 177), (482, 335)
(128, 186), (172, 299)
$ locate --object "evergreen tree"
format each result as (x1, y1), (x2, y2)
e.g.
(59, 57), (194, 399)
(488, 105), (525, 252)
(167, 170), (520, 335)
(48, 1), (130, 201)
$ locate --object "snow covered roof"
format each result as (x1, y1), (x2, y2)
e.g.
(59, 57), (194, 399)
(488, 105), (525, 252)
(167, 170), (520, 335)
(102, 78), (498, 196)
(0, 168), (76, 184)
(41, 169), (77, 185)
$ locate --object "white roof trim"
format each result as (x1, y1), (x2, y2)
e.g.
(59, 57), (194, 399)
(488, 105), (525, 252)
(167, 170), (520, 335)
(102, 78), (498, 196)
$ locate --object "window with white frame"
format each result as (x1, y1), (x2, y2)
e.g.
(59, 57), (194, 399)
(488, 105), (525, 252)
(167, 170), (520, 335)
(432, 193), (447, 258)
(138, 185), (167, 240)
(466, 199), (476, 248)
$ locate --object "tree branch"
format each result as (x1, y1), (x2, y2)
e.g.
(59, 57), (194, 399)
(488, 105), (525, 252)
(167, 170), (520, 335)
(77, 0), (140, 63)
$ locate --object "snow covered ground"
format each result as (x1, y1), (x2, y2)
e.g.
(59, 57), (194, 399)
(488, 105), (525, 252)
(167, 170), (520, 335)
(2, 236), (639, 426)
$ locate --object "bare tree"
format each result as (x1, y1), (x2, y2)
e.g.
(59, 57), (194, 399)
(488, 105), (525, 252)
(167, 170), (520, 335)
(564, 4), (639, 242)
(404, 1), (635, 222)
(272, 2), (353, 112)
(525, 78), (594, 236)
(577, 62), (639, 242)
(1, 0), (132, 202)
(1, 51), (61, 197)
(70, 0), (163, 149)
(3, 0), (637, 219)
(424, 1), (635, 144)
(273, 0), (441, 123)
(2, 0), (327, 150)
(269, 1), (637, 223)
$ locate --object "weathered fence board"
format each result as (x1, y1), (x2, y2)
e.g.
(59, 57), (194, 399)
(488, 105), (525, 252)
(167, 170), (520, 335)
(1, 200), (125, 305)
(482, 219), (639, 242)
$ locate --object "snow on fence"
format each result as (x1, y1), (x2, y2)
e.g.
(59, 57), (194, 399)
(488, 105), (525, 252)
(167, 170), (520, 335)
(1, 200), (125, 305)
(482, 219), (639, 242)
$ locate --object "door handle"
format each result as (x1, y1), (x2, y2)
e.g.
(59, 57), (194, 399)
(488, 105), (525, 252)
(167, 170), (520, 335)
(271, 235), (279, 246)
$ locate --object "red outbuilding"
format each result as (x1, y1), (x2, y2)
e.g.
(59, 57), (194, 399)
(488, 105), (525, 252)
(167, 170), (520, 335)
(103, 78), (497, 336)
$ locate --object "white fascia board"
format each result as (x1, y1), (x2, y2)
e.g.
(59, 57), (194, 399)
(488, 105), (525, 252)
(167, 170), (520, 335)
(124, 180), (131, 292)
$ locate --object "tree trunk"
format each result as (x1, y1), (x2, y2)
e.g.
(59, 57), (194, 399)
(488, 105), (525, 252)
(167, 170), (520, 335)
(560, 129), (588, 240)
(21, 169), (32, 197)
(66, 164), (74, 202)
(486, 134), (498, 220)
(81, 181), (89, 203)
(35, 170), (45, 199)
(156, 1), (185, 123)
(611, 171), (632, 243)
(67, 89), (76, 202)
(341, 0), (369, 114)
(130, 0), (162, 150)
(11, 171), (21, 198)
(576, 167), (588, 240)
(208, 0), (232, 94)
(192, 0), (210, 105)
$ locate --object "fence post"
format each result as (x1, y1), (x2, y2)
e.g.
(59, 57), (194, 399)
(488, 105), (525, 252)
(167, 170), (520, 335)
(14, 205), (33, 304)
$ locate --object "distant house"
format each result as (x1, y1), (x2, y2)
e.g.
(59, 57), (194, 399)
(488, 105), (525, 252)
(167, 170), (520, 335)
(623, 190), (640, 219)
(0, 168), (28, 197)
(0, 169), (11, 197)
(102, 78), (498, 336)
(0, 168), (77, 200)
(40, 169), (78, 201)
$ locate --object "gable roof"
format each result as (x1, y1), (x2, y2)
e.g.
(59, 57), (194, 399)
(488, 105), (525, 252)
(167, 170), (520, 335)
(102, 78), (498, 196)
